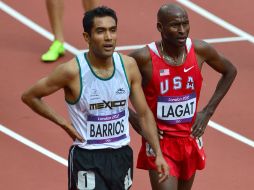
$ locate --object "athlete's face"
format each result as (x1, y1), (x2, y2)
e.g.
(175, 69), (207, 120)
(84, 16), (117, 59)
(158, 9), (190, 47)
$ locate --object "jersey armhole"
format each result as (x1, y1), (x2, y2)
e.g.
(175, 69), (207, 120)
(65, 56), (83, 105)
(119, 53), (131, 91)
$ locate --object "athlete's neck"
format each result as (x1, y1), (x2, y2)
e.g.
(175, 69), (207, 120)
(87, 51), (113, 69)
(160, 40), (185, 57)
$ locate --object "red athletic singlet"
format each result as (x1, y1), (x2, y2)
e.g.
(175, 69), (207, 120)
(144, 38), (203, 137)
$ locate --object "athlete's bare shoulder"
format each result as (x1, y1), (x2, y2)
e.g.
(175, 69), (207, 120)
(193, 39), (235, 74)
(120, 54), (136, 66)
(43, 57), (80, 90)
(193, 39), (211, 53)
(128, 45), (154, 86)
(129, 46), (151, 67)
(118, 53), (141, 84)
(119, 53), (138, 74)
(57, 58), (80, 80)
(193, 39), (218, 67)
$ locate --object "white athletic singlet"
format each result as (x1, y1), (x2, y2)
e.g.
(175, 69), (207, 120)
(66, 52), (130, 149)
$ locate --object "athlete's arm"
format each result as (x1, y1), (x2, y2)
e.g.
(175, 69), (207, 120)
(21, 59), (84, 142)
(192, 39), (237, 137)
(128, 107), (142, 135)
(128, 47), (153, 135)
(129, 46), (152, 86)
(122, 54), (169, 182)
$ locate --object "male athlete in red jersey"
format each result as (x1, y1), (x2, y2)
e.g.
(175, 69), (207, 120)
(129, 3), (237, 190)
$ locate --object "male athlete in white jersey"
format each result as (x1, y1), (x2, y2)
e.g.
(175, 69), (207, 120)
(22, 6), (168, 190)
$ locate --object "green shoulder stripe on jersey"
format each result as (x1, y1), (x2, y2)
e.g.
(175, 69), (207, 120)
(65, 56), (83, 105)
(119, 53), (130, 90)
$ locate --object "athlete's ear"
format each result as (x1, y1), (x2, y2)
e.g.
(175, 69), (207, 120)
(157, 22), (163, 32)
(83, 32), (90, 43)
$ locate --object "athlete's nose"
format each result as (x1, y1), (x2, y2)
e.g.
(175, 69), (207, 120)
(104, 30), (112, 41)
(178, 24), (185, 34)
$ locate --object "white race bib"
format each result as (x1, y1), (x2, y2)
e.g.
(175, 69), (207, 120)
(87, 110), (128, 144)
(157, 93), (196, 124)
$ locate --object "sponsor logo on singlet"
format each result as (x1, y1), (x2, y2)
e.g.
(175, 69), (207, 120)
(116, 88), (126, 95)
(89, 99), (126, 110)
(157, 93), (196, 124)
(86, 110), (127, 144)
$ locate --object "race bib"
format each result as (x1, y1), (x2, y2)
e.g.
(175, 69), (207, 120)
(87, 110), (128, 144)
(157, 93), (196, 124)
(77, 171), (95, 190)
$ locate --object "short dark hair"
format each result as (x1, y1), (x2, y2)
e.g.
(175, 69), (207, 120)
(83, 6), (118, 35)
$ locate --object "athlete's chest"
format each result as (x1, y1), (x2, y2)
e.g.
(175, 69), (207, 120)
(152, 59), (198, 95)
(81, 75), (129, 113)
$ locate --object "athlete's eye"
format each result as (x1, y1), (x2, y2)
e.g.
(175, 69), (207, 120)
(95, 28), (105, 34)
(110, 27), (117, 33)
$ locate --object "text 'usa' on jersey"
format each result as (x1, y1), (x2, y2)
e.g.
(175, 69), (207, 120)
(144, 39), (203, 137)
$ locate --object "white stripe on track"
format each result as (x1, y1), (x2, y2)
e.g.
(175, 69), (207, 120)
(176, 0), (254, 43)
(0, 124), (68, 166)
(208, 121), (254, 148)
(0, 1), (80, 55)
(204, 36), (246, 44)
(0, 1), (249, 54)
(81, 36), (247, 52)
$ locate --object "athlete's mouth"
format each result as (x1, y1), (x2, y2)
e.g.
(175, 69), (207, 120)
(177, 37), (187, 44)
(177, 36), (187, 40)
(103, 44), (114, 50)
